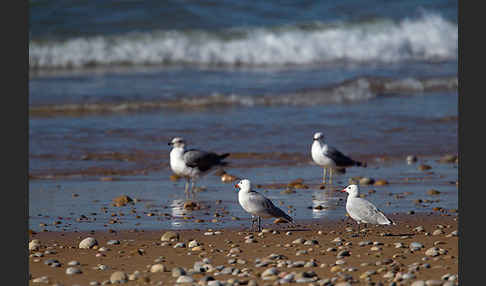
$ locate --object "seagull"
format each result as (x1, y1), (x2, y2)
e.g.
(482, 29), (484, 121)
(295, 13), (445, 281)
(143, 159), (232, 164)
(235, 179), (294, 232)
(341, 184), (394, 233)
(169, 137), (230, 199)
(311, 132), (366, 184)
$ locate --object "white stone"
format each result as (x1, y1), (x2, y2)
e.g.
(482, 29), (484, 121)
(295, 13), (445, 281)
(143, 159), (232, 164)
(79, 237), (98, 249)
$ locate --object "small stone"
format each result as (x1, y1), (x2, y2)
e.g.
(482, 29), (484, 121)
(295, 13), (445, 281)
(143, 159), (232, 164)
(66, 267), (82, 275)
(29, 240), (41, 251)
(261, 267), (279, 277)
(112, 195), (133, 207)
(425, 280), (443, 286)
(176, 276), (194, 283)
(374, 179), (389, 186)
(161, 231), (179, 241)
(68, 260), (80, 266)
(425, 247), (440, 257)
(107, 240), (120, 245)
(410, 242), (424, 251)
(406, 155), (418, 164)
(110, 271), (128, 283)
(79, 237), (98, 249)
(172, 267), (186, 277)
(32, 276), (49, 283)
(173, 242), (186, 248)
(150, 264), (166, 273)
(292, 238), (306, 244)
(432, 229), (444, 236)
(418, 164), (432, 171)
(188, 240), (200, 248)
(427, 189), (441, 196)
(359, 177), (375, 185)
(438, 154), (458, 164)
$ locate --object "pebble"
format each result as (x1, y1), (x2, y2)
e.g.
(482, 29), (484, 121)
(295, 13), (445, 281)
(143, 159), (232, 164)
(110, 271), (128, 284)
(409, 242), (424, 251)
(172, 267), (186, 277)
(32, 276), (49, 283)
(337, 250), (350, 258)
(68, 260), (80, 266)
(65, 267), (82, 275)
(425, 247), (440, 257)
(79, 237), (98, 249)
(29, 240), (41, 251)
(176, 276), (195, 283)
(161, 231), (179, 241)
(425, 280), (443, 286)
(261, 267), (279, 277)
(188, 240), (200, 248)
(150, 264), (166, 273)
(406, 155), (418, 164)
(107, 240), (120, 245)
(173, 242), (186, 248)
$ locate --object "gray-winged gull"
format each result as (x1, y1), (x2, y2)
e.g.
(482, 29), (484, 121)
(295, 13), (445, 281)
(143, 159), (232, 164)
(235, 179), (294, 232)
(342, 184), (394, 233)
(311, 132), (366, 184)
(169, 137), (229, 198)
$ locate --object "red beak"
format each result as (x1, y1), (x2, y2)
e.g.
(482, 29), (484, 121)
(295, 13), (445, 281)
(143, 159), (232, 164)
(341, 189), (346, 192)
(235, 184), (239, 189)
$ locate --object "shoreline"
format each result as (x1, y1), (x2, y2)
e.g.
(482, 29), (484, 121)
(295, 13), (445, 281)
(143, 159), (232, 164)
(29, 212), (458, 285)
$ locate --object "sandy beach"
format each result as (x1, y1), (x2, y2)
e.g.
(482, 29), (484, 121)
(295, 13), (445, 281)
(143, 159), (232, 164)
(29, 212), (458, 286)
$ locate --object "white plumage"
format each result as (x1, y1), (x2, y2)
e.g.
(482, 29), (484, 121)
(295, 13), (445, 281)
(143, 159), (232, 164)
(169, 137), (229, 198)
(341, 184), (394, 230)
(235, 179), (293, 232)
(311, 132), (365, 184)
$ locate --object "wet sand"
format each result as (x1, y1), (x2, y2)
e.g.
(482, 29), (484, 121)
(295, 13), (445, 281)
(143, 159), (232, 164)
(29, 212), (458, 285)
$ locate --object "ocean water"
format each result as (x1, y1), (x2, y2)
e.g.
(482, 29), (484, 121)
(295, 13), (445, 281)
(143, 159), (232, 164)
(29, 0), (458, 231)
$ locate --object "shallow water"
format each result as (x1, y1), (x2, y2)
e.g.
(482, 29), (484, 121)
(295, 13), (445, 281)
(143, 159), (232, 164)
(29, 0), (458, 232)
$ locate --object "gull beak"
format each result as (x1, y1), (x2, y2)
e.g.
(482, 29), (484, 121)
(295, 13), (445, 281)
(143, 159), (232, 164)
(168, 142), (173, 146)
(235, 184), (240, 190)
(341, 189), (347, 193)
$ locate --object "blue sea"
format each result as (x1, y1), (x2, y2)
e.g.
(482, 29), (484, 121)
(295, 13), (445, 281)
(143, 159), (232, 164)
(29, 0), (458, 232)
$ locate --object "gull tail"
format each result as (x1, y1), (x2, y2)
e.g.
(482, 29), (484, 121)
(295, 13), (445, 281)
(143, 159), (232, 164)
(218, 153), (230, 166)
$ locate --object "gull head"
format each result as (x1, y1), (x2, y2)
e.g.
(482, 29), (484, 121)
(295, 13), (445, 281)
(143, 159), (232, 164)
(168, 137), (186, 148)
(235, 179), (251, 192)
(313, 132), (324, 141)
(341, 184), (359, 197)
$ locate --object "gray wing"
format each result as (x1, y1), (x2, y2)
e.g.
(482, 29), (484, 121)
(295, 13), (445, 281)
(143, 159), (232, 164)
(348, 198), (391, 225)
(249, 191), (293, 222)
(183, 149), (228, 172)
(325, 146), (357, 167)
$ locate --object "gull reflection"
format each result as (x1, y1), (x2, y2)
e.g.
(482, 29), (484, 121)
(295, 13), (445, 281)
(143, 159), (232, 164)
(311, 188), (340, 219)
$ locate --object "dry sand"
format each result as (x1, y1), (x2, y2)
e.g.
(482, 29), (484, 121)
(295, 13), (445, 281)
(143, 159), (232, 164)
(29, 212), (458, 285)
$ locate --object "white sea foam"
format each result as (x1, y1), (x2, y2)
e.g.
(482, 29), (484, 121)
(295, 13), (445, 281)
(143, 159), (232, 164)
(29, 13), (457, 69)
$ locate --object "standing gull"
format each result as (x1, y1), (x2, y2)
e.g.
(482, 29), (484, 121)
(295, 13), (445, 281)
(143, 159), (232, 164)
(235, 179), (294, 232)
(342, 184), (394, 233)
(311, 132), (366, 184)
(169, 137), (229, 199)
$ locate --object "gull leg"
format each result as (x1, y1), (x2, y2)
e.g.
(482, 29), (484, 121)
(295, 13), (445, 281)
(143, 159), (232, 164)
(329, 168), (333, 185)
(257, 216), (262, 232)
(184, 179), (190, 200)
(322, 168), (327, 184)
(250, 216), (257, 232)
(190, 180), (196, 199)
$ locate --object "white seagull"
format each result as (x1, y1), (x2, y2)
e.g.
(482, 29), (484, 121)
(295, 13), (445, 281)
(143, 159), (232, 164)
(169, 137), (230, 199)
(235, 179), (294, 232)
(311, 132), (366, 184)
(341, 184), (394, 233)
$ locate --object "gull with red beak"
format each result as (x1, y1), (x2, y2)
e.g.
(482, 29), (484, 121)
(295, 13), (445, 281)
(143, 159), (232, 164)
(341, 184), (394, 233)
(235, 179), (294, 232)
